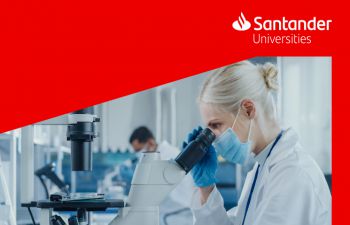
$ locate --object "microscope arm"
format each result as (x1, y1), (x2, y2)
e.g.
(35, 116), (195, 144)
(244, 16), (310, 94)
(109, 128), (215, 225)
(109, 154), (186, 225)
(127, 158), (186, 207)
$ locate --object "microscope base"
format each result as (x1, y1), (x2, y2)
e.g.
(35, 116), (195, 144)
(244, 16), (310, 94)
(109, 206), (159, 225)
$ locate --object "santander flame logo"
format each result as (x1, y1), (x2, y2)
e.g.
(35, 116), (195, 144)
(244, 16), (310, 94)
(232, 12), (251, 31)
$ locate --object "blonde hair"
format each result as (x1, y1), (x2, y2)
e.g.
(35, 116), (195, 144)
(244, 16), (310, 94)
(199, 60), (279, 117)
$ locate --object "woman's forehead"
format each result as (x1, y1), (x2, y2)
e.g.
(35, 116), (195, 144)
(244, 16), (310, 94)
(199, 103), (232, 122)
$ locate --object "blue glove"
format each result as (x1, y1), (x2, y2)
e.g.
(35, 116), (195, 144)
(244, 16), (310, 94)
(182, 126), (218, 187)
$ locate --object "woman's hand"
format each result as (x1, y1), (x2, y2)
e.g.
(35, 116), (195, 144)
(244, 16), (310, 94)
(199, 185), (215, 205)
(183, 127), (218, 204)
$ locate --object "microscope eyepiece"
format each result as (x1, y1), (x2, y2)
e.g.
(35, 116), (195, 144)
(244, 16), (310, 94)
(199, 128), (216, 146)
(175, 128), (216, 173)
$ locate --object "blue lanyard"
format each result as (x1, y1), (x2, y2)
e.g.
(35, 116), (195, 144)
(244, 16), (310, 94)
(241, 130), (283, 225)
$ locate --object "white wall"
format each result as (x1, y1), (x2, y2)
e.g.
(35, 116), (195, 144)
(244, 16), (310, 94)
(280, 57), (332, 174)
(97, 90), (157, 152)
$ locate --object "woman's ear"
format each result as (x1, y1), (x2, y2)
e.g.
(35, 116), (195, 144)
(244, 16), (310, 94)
(241, 99), (256, 119)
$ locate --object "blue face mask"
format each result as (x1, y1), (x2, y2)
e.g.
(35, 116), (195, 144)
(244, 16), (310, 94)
(213, 109), (252, 164)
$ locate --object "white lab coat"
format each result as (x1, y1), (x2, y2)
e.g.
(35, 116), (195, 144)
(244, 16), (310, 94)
(191, 128), (331, 225)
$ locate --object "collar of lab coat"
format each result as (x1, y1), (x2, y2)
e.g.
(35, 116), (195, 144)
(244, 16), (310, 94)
(253, 128), (297, 167)
(253, 140), (274, 166)
(242, 128), (299, 206)
(264, 127), (299, 169)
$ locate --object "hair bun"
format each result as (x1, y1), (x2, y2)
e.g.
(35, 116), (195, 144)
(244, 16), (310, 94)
(260, 63), (278, 91)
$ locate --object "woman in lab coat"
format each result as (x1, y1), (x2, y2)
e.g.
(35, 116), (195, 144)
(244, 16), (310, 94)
(185, 61), (331, 225)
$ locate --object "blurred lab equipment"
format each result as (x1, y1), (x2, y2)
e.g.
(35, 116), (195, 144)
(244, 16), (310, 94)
(35, 162), (69, 198)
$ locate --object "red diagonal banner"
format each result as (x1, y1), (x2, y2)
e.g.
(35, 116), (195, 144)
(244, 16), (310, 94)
(0, 1), (346, 222)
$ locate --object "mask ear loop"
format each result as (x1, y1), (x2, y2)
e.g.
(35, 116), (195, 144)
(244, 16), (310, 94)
(247, 119), (253, 141)
(232, 106), (253, 142)
(232, 107), (241, 129)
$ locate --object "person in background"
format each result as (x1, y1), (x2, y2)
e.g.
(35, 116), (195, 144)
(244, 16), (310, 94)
(129, 126), (179, 160)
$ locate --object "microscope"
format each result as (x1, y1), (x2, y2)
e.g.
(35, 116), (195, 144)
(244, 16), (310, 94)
(22, 107), (216, 225)
(109, 128), (216, 225)
(34, 107), (99, 199)
(20, 108), (123, 225)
